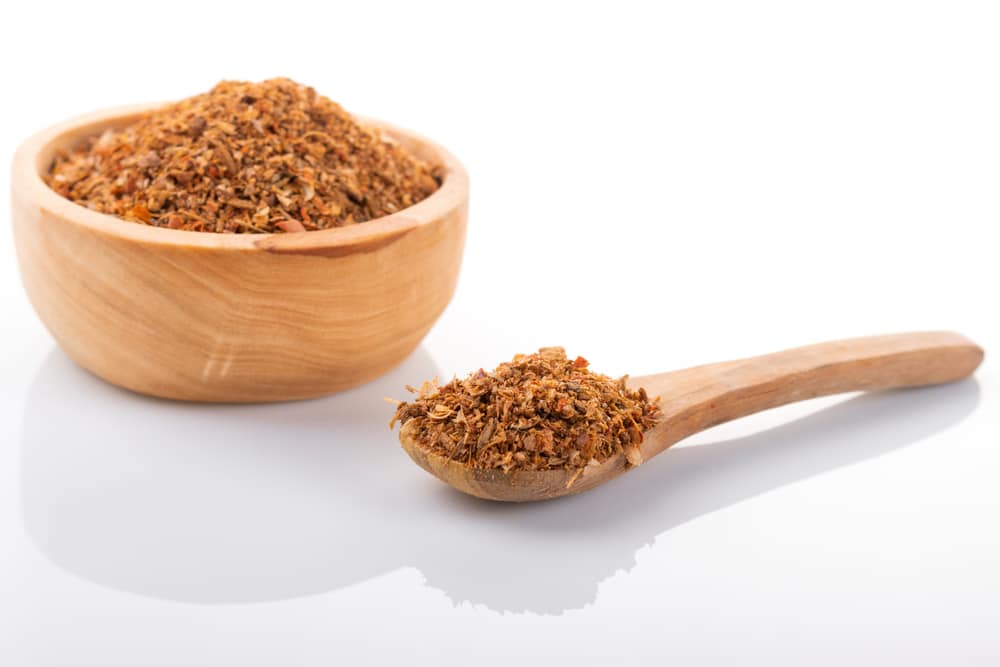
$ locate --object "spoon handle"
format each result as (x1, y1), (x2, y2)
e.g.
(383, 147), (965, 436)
(634, 331), (983, 459)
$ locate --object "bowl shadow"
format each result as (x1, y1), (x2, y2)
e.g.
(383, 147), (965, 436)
(20, 349), (981, 613)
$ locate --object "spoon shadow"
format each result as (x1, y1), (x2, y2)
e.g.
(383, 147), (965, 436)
(20, 350), (980, 613)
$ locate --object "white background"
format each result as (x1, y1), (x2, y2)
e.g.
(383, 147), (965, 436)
(2, 1), (998, 664)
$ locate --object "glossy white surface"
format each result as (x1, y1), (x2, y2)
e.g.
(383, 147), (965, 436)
(2, 1), (998, 664)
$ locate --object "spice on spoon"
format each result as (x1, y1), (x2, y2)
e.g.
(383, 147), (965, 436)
(390, 347), (661, 473)
(45, 78), (441, 233)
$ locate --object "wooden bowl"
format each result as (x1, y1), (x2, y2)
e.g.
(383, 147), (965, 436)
(10, 105), (469, 402)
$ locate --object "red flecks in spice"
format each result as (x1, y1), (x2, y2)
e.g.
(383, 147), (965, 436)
(46, 78), (442, 233)
(391, 347), (661, 473)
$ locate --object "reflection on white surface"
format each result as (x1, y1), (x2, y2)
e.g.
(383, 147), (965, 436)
(21, 350), (980, 613)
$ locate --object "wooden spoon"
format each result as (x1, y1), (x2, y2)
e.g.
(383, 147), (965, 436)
(400, 331), (983, 502)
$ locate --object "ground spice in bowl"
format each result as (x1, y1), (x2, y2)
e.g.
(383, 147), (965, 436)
(390, 348), (661, 473)
(45, 78), (441, 233)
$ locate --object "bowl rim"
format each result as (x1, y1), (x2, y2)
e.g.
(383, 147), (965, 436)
(11, 103), (468, 252)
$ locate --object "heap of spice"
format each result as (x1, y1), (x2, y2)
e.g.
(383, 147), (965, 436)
(45, 78), (441, 233)
(390, 347), (661, 473)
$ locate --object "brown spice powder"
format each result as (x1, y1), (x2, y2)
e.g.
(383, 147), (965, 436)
(390, 348), (661, 472)
(45, 78), (441, 233)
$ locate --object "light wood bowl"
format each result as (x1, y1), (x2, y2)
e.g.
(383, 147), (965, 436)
(11, 105), (469, 402)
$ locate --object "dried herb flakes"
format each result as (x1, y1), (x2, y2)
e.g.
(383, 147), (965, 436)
(391, 348), (661, 472)
(46, 78), (441, 233)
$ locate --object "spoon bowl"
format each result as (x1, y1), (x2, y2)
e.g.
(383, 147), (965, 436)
(400, 332), (984, 501)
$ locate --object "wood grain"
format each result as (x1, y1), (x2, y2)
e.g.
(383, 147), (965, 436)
(11, 106), (469, 402)
(401, 332), (984, 501)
